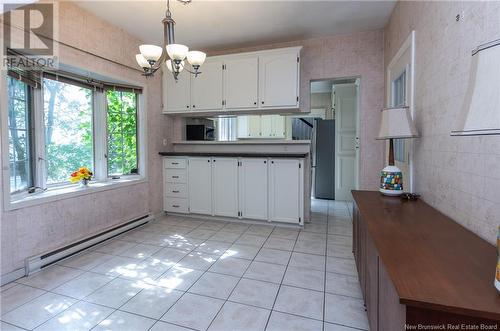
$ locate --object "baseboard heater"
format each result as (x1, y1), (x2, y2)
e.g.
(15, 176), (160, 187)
(25, 214), (153, 276)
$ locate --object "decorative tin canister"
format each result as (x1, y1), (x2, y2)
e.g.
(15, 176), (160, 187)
(379, 165), (403, 196)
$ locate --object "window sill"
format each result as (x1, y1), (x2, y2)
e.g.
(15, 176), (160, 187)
(6, 176), (146, 211)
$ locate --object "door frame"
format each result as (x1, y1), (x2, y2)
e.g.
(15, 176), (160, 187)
(309, 77), (361, 196)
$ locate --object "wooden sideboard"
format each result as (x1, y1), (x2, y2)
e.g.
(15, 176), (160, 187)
(352, 190), (500, 330)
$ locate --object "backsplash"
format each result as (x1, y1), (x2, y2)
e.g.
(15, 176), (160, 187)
(385, 1), (500, 244)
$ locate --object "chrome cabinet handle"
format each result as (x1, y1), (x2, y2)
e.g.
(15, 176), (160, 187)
(172, 175), (179, 178)
(172, 205), (179, 208)
(172, 190), (180, 193)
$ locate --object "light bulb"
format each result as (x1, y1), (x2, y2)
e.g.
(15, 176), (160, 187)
(166, 44), (189, 61)
(135, 54), (151, 68)
(139, 44), (163, 62)
(166, 59), (185, 73)
(187, 51), (206, 66)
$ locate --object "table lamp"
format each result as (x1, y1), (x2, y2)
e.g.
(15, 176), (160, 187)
(377, 106), (418, 196)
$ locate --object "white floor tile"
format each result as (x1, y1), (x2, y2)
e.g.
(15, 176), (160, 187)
(324, 293), (368, 330)
(243, 261), (286, 284)
(267, 311), (323, 331)
(2, 292), (76, 330)
(17, 265), (83, 290)
(263, 237), (296, 251)
(1, 283), (46, 315)
(58, 251), (114, 271)
(161, 293), (224, 330)
(150, 321), (193, 331)
(209, 257), (251, 277)
(93, 310), (156, 331)
(235, 234), (267, 247)
(288, 252), (326, 271)
(325, 272), (362, 299)
(326, 257), (357, 277)
(228, 278), (279, 309)
(120, 285), (183, 319)
(194, 240), (232, 256)
(254, 248), (291, 265)
(223, 244), (260, 260)
(153, 265), (204, 291)
(208, 302), (270, 331)
(84, 278), (144, 308)
(188, 272), (239, 300)
(274, 285), (324, 320)
(52, 271), (114, 299)
(175, 252), (219, 271)
(282, 266), (325, 291)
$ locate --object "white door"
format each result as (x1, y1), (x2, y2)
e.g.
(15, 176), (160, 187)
(191, 59), (223, 111)
(188, 157), (213, 215)
(224, 57), (258, 109)
(334, 84), (357, 201)
(212, 158), (238, 217)
(269, 159), (302, 223)
(163, 67), (191, 112)
(248, 116), (261, 138)
(259, 52), (299, 108)
(261, 116), (273, 138)
(239, 158), (268, 220)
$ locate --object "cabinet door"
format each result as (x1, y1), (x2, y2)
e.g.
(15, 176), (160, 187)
(247, 116), (261, 138)
(366, 232), (379, 331)
(259, 52), (299, 108)
(212, 158), (238, 217)
(191, 59), (223, 111)
(269, 159), (302, 223)
(240, 158), (268, 220)
(261, 116), (273, 138)
(188, 157), (212, 215)
(163, 67), (191, 112)
(272, 115), (285, 138)
(224, 56), (258, 109)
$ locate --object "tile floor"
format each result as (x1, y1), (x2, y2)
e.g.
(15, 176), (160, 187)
(1, 199), (368, 331)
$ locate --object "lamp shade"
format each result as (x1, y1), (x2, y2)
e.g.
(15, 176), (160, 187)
(135, 54), (151, 68)
(166, 59), (185, 73)
(187, 51), (206, 66)
(139, 45), (163, 62)
(377, 106), (418, 140)
(452, 40), (500, 136)
(166, 44), (189, 61)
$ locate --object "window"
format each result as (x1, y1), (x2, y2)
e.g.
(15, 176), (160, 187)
(3, 66), (145, 206)
(7, 76), (33, 193)
(106, 90), (138, 176)
(43, 78), (93, 184)
(391, 70), (407, 163)
(217, 117), (237, 141)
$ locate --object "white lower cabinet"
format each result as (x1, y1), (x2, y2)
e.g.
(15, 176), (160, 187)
(164, 156), (304, 225)
(212, 158), (239, 217)
(239, 158), (269, 220)
(188, 157), (213, 215)
(269, 159), (303, 223)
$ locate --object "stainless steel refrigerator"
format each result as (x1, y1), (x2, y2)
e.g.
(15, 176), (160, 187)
(313, 119), (335, 200)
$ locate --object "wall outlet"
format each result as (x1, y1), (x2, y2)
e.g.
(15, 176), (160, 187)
(162, 138), (168, 146)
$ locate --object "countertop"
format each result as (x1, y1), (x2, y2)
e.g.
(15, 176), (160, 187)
(159, 152), (308, 158)
(352, 190), (500, 321)
(172, 140), (311, 145)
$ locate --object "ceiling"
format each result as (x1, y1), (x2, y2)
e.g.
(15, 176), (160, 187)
(74, 0), (396, 52)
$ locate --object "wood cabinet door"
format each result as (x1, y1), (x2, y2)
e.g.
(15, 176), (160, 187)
(163, 68), (191, 112)
(212, 158), (238, 217)
(188, 157), (213, 215)
(239, 158), (268, 220)
(379, 259), (407, 331)
(366, 232), (379, 331)
(191, 59), (223, 111)
(224, 56), (258, 109)
(259, 52), (299, 108)
(269, 159), (302, 223)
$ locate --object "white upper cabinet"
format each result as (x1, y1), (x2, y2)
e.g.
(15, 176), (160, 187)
(261, 115), (285, 138)
(212, 158), (239, 217)
(163, 68), (191, 113)
(239, 158), (269, 220)
(161, 47), (301, 114)
(269, 159), (303, 224)
(237, 115), (261, 138)
(191, 59), (223, 111)
(188, 157), (213, 215)
(259, 51), (299, 108)
(224, 56), (259, 109)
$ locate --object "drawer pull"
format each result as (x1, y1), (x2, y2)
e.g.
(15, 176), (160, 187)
(172, 190), (180, 193)
(171, 162), (179, 165)
(172, 205), (180, 208)
(172, 175), (179, 178)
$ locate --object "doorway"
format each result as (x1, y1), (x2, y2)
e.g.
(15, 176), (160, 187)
(291, 78), (359, 201)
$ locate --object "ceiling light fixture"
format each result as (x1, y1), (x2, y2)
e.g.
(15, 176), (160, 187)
(135, 0), (205, 80)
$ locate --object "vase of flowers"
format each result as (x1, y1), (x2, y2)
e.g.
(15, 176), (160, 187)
(70, 167), (93, 187)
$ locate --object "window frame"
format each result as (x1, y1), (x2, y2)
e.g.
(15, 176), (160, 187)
(6, 76), (35, 195)
(1, 68), (148, 211)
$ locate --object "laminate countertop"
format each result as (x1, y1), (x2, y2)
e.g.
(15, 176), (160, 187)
(352, 190), (500, 321)
(159, 152), (308, 158)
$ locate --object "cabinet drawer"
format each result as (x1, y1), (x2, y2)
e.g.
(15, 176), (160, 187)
(165, 183), (188, 198)
(164, 158), (187, 169)
(164, 198), (188, 213)
(165, 169), (187, 183)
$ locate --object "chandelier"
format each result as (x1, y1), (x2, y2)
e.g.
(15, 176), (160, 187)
(135, 0), (206, 80)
